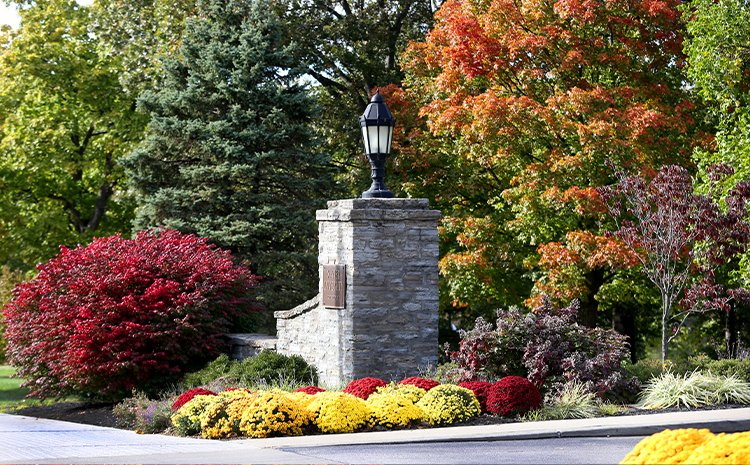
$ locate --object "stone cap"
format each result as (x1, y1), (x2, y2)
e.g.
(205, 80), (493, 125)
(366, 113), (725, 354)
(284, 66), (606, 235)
(317, 198), (441, 222)
(224, 333), (278, 350)
(274, 294), (320, 319)
(327, 198), (430, 210)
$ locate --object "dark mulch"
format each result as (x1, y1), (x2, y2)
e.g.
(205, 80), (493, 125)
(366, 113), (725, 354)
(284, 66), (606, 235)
(10, 402), (119, 428)
(8, 400), (748, 433)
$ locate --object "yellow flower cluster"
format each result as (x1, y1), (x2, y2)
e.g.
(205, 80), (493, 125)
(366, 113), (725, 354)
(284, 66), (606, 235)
(366, 393), (424, 428)
(171, 394), (223, 436)
(201, 395), (259, 439)
(416, 384), (481, 426)
(620, 428), (715, 464)
(306, 392), (370, 433)
(370, 383), (427, 404)
(684, 431), (750, 464)
(622, 428), (750, 464)
(239, 392), (309, 438)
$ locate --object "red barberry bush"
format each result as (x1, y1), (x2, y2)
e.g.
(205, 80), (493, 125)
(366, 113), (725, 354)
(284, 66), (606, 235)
(172, 388), (218, 410)
(342, 377), (387, 400)
(3, 229), (263, 401)
(458, 381), (493, 413)
(486, 376), (542, 417)
(293, 386), (325, 395)
(398, 376), (439, 391)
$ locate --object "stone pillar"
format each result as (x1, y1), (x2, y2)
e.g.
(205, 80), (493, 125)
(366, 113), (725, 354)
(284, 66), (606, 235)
(275, 198), (440, 387)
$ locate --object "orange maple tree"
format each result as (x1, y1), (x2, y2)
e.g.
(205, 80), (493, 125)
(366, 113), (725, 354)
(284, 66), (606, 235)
(402, 0), (711, 328)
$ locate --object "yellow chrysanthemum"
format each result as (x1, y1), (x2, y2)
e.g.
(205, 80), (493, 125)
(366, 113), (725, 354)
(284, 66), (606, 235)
(620, 428), (715, 464)
(685, 431), (750, 464)
(201, 395), (258, 439)
(171, 394), (223, 436)
(306, 391), (370, 434)
(287, 392), (317, 410)
(416, 384), (481, 426)
(239, 392), (309, 438)
(369, 383), (427, 404)
(366, 393), (424, 427)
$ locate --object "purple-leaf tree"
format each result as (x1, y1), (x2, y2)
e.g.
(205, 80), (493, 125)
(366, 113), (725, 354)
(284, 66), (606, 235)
(598, 164), (750, 365)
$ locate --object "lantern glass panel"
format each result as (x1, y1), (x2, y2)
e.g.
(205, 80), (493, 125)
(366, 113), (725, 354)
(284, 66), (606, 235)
(367, 126), (380, 153)
(361, 126), (370, 154)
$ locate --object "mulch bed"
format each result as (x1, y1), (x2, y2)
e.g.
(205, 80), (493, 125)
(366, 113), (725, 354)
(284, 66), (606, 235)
(8, 401), (748, 432)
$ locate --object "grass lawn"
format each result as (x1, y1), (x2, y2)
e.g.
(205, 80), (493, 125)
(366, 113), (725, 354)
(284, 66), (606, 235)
(0, 365), (75, 411)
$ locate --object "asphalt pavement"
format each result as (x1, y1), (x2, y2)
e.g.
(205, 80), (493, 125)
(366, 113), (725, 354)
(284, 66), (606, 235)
(1, 407), (749, 464)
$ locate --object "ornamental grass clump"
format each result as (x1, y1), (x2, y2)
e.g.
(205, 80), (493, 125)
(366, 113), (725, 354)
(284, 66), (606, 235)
(398, 377), (439, 391)
(366, 393), (424, 428)
(685, 431), (750, 464)
(639, 371), (750, 408)
(171, 394), (224, 436)
(370, 383), (427, 404)
(458, 381), (493, 413)
(342, 377), (387, 400)
(416, 384), (481, 425)
(306, 392), (370, 433)
(542, 381), (598, 420)
(239, 392), (309, 438)
(487, 376), (542, 417)
(620, 428), (716, 464)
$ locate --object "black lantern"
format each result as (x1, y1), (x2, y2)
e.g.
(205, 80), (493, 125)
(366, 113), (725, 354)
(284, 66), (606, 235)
(360, 89), (396, 198)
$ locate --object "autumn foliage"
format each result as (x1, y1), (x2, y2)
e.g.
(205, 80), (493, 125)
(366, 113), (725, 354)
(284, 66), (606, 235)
(402, 0), (705, 325)
(3, 229), (262, 401)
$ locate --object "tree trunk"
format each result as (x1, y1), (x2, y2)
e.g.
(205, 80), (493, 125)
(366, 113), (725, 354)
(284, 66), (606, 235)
(725, 306), (737, 358)
(579, 268), (606, 328)
(661, 299), (670, 368)
(612, 305), (637, 363)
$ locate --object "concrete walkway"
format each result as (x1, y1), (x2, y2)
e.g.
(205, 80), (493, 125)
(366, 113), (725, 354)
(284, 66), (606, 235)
(2, 407), (750, 464)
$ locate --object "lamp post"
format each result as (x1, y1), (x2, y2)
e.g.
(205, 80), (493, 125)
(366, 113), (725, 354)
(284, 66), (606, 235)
(360, 89), (396, 198)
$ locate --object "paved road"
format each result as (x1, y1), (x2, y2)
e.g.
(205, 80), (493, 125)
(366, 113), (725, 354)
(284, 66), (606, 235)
(280, 436), (646, 464)
(2, 407), (750, 464)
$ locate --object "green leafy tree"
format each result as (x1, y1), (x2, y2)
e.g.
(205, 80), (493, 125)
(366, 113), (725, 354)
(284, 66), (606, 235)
(683, 0), (750, 355)
(272, 0), (436, 193)
(0, 0), (146, 268)
(122, 0), (336, 314)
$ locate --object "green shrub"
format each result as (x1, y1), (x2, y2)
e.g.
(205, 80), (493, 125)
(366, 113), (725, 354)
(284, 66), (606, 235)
(184, 352), (318, 388)
(112, 391), (174, 433)
(622, 358), (664, 384)
(682, 357), (750, 383)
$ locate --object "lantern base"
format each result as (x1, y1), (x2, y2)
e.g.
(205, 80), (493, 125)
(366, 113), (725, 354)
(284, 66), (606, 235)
(362, 187), (395, 199)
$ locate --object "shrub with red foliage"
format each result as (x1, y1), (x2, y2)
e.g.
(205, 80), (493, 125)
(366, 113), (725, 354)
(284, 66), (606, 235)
(398, 377), (439, 391)
(172, 388), (217, 410)
(342, 377), (387, 400)
(293, 386), (325, 395)
(487, 376), (542, 417)
(458, 381), (493, 413)
(3, 229), (263, 401)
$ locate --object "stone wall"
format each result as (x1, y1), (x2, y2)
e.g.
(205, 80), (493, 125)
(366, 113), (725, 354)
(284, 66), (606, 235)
(275, 198), (440, 387)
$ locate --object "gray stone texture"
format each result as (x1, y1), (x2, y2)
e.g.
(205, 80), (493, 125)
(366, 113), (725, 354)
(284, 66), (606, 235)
(275, 198), (441, 388)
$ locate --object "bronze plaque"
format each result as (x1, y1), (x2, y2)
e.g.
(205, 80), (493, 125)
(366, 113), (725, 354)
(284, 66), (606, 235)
(322, 264), (346, 309)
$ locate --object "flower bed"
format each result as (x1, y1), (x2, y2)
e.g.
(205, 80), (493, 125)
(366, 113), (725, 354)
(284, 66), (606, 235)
(621, 428), (750, 464)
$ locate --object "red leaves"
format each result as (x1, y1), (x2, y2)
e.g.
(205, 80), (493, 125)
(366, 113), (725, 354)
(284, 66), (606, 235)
(486, 376), (542, 417)
(3, 228), (262, 401)
(342, 377), (387, 400)
(398, 377), (440, 391)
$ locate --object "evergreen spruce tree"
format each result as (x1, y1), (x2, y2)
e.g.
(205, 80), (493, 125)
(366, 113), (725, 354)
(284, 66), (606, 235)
(122, 0), (336, 315)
